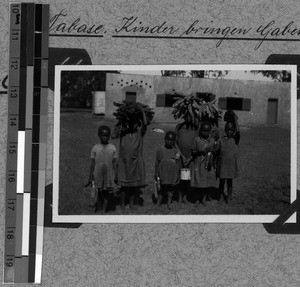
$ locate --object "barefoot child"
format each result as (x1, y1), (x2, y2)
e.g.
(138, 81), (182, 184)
(217, 122), (240, 203)
(190, 121), (218, 203)
(154, 131), (180, 209)
(112, 109), (147, 212)
(87, 125), (118, 214)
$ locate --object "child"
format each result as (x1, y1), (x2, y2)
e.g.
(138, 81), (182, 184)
(154, 131), (180, 209)
(175, 122), (199, 204)
(217, 122), (240, 203)
(190, 121), (218, 203)
(87, 125), (118, 214)
(111, 109), (147, 212)
(223, 109), (240, 144)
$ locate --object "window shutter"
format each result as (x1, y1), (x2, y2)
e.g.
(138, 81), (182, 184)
(218, 97), (227, 110)
(156, 94), (166, 107)
(125, 92), (137, 102)
(242, 99), (251, 111)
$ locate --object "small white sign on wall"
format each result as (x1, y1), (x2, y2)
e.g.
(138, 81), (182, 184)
(93, 91), (105, 114)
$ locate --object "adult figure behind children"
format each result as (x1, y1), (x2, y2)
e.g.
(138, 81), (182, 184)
(112, 109), (147, 212)
(175, 121), (199, 204)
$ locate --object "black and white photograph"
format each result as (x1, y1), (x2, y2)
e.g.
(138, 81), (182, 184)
(3, 0), (300, 285)
(53, 65), (297, 223)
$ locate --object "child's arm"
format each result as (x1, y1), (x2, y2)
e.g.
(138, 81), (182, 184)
(175, 153), (180, 184)
(212, 138), (220, 154)
(88, 158), (95, 185)
(175, 141), (193, 167)
(141, 108), (147, 126)
(175, 123), (183, 136)
(154, 161), (159, 181)
(87, 145), (96, 186)
(184, 155), (193, 167)
(174, 143), (187, 164)
(111, 124), (121, 139)
(154, 149), (161, 181)
(113, 158), (118, 183)
(140, 109), (148, 136)
(111, 145), (118, 183)
(174, 123), (179, 135)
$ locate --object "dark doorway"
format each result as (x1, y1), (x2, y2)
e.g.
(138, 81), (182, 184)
(267, 98), (278, 124)
(125, 92), (137, 102)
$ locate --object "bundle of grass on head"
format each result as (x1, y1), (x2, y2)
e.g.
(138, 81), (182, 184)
(172, 92), (222, 128)
(112, 100), (155, 137)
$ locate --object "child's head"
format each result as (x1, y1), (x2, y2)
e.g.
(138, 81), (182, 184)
(164, 131), (176, 148)
(224, 109), (237, 123)
(225, 122), (236, 138)
(199, 121), (212, 139)
(98, 125), (111, 144)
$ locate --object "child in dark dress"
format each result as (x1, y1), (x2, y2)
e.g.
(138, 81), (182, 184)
(217, 122), (240, 203)
(154, 131), (180, 209)
(111, 109), (147, 212)
(87, 126), (118, 214)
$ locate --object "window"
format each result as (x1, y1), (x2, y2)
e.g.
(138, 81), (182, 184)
(156, 94), (178, 107)
(218, 97), (251, 111)
(196, 92), (214, 102)
(227, 97), (243, 110)
(267, 98), (278, 124)
(165, 94), (178, 107)
(125, 92), (137, 102)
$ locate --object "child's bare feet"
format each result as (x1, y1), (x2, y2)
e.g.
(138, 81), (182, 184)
(129, 196), (134, 209)
(182, 196), (190, 204)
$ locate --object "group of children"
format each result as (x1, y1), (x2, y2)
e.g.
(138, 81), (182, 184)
(87, 110), (240, 214)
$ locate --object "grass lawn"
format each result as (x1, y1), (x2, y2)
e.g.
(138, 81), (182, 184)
(58, 109), (291, 216)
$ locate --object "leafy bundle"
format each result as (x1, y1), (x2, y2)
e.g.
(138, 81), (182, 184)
(113, 100), (155, 125)
(172, 93), (222, 127)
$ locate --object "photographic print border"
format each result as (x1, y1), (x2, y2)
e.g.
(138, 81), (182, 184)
(53, 64), (297, 223)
